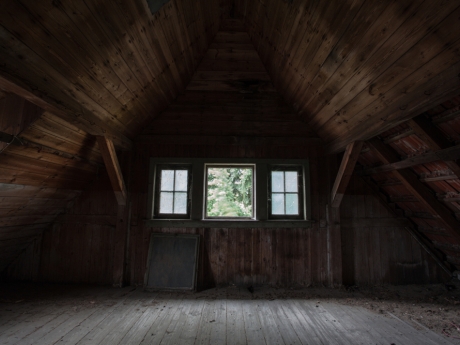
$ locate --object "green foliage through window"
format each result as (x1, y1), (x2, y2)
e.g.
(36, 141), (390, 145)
(206, 167), (253, 217)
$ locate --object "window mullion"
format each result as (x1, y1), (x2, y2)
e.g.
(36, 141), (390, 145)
(256, 163), (267, 220)
(283, 171), (287, 215)
(172, 170), (176, 213)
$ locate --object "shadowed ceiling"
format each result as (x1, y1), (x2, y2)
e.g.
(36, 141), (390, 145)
(235, 0), (460, 152)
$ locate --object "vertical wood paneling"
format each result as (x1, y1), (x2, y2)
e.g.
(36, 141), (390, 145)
(5, 141), (451, 286)
(341, 176), (451, 285)
(33, 173), (118, 284)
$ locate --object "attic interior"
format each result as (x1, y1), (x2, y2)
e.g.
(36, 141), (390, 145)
(1, 0), (460, 343)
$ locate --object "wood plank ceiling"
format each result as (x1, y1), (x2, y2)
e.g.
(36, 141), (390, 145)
(140, 18), (318, 141)
(236, 0), (460, 152)
(0, 0), (228, 273)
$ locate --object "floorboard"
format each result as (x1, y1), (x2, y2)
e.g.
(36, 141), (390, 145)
(0, 285), (458, 345)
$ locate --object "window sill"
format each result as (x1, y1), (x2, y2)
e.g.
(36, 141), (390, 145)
(144, 219), (313, 228)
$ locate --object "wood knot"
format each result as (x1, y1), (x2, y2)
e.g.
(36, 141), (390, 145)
(369, 84), (377, 96)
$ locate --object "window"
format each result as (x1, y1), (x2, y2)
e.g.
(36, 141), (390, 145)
(205, 165), (254, 219)
(269, 166), (303, 219)
(154, 165), (191, 218)
(148, 158), (311, 228)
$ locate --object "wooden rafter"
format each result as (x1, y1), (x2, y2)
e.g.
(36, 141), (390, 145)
(96, 136), (127, 206)
(331, 141), (363, 208)
(0, 74), (132, 151)
(367, 138), (460, 240)
(361, 142), (460, 175)
(408, 115), (460, 178)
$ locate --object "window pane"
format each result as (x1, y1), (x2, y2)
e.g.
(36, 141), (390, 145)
(174, 192), (187, 214)
(206, 167), (253, 217)
(285, 193), (299, 215)
(285, 171), (298, 192)
(175, 170), (188, 191)
(271, 171), (284, 192)
(160, 170), (174, 191)
(272, 193), (285, 214)
(159, 192), (173, 213)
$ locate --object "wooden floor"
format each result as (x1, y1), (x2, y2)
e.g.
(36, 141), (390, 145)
(0, 285), (457, 345)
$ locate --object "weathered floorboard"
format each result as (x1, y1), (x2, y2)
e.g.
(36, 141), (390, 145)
(0, 286), (457, 345)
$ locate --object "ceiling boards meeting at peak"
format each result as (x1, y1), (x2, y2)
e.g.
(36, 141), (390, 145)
(143, 18), (317, 140)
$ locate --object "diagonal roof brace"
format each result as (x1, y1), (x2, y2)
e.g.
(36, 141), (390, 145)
(97, 136), (127, 206)
(331, 141), (363, 208)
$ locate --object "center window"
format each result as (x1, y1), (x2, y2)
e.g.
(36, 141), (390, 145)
(205, 165), (254, 218)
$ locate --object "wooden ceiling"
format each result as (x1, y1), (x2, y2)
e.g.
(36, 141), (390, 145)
(0, 0), (228, 272)
(0, 0), (228, 149)
(236, 0), (460, 152)
(141, 18), (318, 142)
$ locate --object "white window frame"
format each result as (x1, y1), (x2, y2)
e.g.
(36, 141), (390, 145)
(147, 158), (312, 228)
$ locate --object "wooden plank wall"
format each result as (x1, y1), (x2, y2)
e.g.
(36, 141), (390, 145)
(0, 92), (48, 274)
(341, 175), (450, 285)
(2, 235), (42, 282)
(0, 107), (101, 276)
(127, 141), (338, 288)
(36, 173), (118, 284)
(4, 143), (451, 286)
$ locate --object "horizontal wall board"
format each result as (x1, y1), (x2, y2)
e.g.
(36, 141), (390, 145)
(341, 217), (411, 228)
(145, 220), (313, 228)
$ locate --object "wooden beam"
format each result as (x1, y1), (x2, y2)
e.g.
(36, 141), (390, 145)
(408, 115), (460, 178)
(0, 74), (132, 151)
(383, 129), (415, 144)
(113, 203), (131, 287)
(419, 174), (457, 182)
(96, 136), (127, 206)
(331, 141), (363, 207)
(367, 138), (460, 240)
(432, 106), (460, 124)
(326, 205), (342, 287)
(362, 142), (460, 175)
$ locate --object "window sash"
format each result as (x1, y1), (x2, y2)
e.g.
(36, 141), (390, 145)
(154, 165), (191, 218)
(269, 166), (304, 220)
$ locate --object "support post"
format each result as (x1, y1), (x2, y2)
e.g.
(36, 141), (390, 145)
(113, 203), (131, 287)
(326, 204), (342, 286)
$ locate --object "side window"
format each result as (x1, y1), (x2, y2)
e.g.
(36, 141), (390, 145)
(269, 166), (304, 219)
(154, 165), (191, 218)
